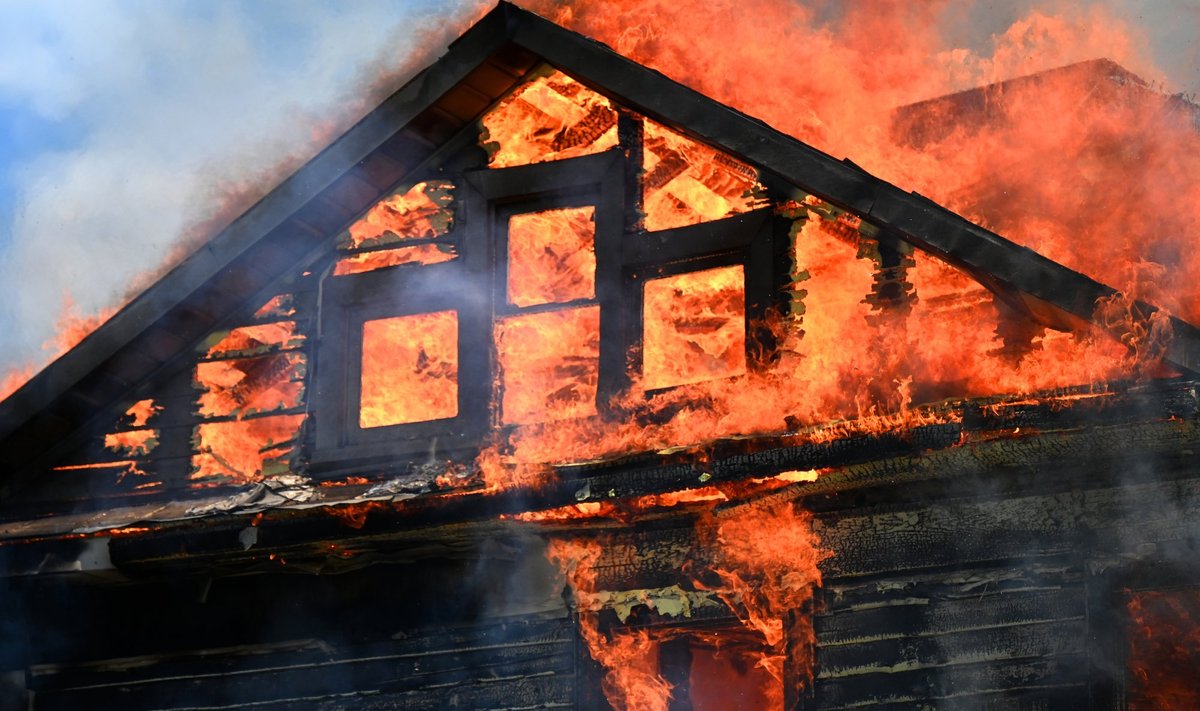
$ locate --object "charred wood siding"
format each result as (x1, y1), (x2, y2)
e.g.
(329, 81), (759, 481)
(29, 618), (576, 711)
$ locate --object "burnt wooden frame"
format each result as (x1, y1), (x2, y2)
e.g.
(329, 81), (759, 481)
(464, 149), (627, 409)
(309, 151), (624, 470)
(310, 259), (492, 470)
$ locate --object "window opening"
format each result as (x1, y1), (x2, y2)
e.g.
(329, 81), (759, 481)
(481, 67), (618, 168)
(643, 265), (747, 390)
(496, 306), (600, 424)
(507, 206), (596, 307)
(359, 311), (460, 428)
(643, 119), (763, 232)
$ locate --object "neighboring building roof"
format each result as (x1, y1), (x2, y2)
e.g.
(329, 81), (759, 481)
(1, 1), (1198, 480)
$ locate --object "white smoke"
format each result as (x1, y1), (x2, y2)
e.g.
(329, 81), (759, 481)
(0, 0), (485, 375)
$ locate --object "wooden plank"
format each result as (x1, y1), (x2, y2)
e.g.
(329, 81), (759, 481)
(815, 656), (1089, 710)
(818, 589), (1084, 647)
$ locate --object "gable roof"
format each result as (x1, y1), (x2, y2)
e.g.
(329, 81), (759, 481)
(2, 1), (1198, 479)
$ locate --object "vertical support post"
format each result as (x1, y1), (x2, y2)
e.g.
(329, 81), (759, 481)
(745, 213), (794, 372)
(618, 110), (645, 235)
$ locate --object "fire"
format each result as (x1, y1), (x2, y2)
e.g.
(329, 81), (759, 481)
(196, 352), (305, 418)
(506, 207), (596, 307)
(642, 265), (746, 391)
(497, 306), (600, 425)
(482, 68), (618, 168)
(342, 180), (454, 249)
(191, 413), (304, 485)
(360, 311), (459, 427)
(547, 538), (674, 711)
(546, 500), (827, 710)
(1126, 588), (1200, 710)
(643, 120), (763, 232)
(205, 322), (304, 358)
(333, 244), (455, 276)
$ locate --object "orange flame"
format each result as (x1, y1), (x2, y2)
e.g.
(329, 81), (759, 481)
(546, 500), (827, 710)
(343, 180), (454, 249)
(496, 306), (600, 425)
(643, 265), (746, 391)
(507, 207), (597, 307)
(360, 311), (459, 428)
(482, 68), (618, 168)
(333, 244), (456, 276)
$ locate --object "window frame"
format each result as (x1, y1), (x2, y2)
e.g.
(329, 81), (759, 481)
(310, 151), (625, 473)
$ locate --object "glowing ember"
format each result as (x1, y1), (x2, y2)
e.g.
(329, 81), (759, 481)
(482, 68), (618, 168)
(196, 352), (305, 419)
(643, 120), (763, 231)
(643, 265), (746, 390)
(360, 311), (459, 428)
(205, 322), (303, 359)
(507, 206), (596, 307)
(342, 180), (453, 250)
(333, 244), (456, 276)
(1126, 588), (1200, 710)
(191, 413), (304, 485)
(496, 306), (600, 424)
(689, 641), (781, 711)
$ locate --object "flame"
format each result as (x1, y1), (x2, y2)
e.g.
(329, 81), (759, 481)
(104, 430), (157, 457)
(253, 294), (296, 320)
(642, 265), (746, 391)
(547, 538), (674, 711)
(1126, 588), (1200, 710)
(546, 500), (827, 709)
(195, 352), (305, 418)
(643, 119), (763, 232)
(191, 413), (304, 485)
(496, 306), (600, 425)
(507, 207), (597, 307)
(482, 68), (618, 168)
(360, 311), (459, 428)
(343, 180), (454, 249)
(205, 322), (303, 358)
(333, 244), (456, 275)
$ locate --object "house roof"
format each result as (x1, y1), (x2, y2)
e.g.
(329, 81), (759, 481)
(2, 1), (1198, 480)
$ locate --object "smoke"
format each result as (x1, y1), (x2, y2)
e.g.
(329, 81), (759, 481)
(0, 0), (487, 378)
(0, 0), (1195, 384)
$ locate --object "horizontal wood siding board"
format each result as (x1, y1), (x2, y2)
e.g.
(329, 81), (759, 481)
(821, 562), (1082, 615)
(815, 656), (1089, 709)
(35, 646), (573, 711)
(817, 588), (1085, 647)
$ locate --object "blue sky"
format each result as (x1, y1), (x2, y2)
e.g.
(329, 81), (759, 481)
(0, 0), (1195, 379)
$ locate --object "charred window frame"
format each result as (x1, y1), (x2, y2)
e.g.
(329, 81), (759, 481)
(623, 207), (788, 394)
(311, 151), (624, 470)
(311, 258), (491, 470)
(463, 149), (627, 409)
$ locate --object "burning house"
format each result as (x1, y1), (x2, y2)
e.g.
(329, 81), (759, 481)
(3, 3), (1200, 709)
